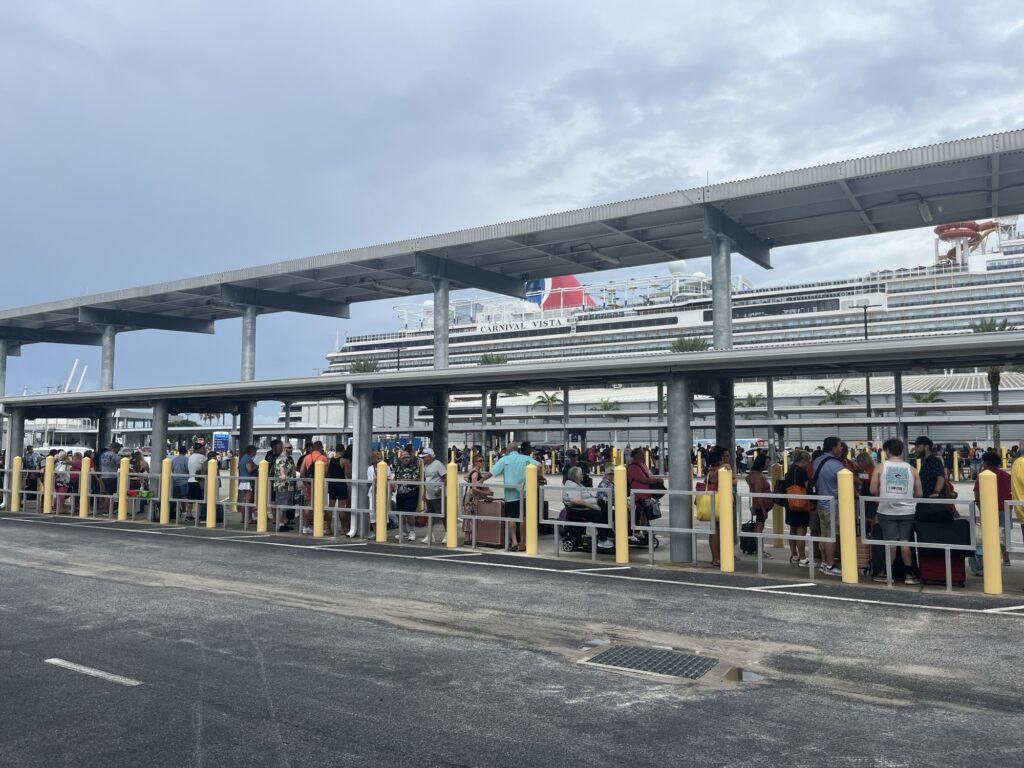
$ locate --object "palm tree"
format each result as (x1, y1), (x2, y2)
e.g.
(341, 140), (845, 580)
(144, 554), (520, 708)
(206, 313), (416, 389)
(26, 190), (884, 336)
(737, 392), (766, 408)
(671, 336), (709, 353)
(349, 358), (379, 374)
(971, 318), (1011, 449)
(592, 398), (620, 412)
(479, 353), (507, 366)
(815, 380), (857, 406)
(487, 388), (528, 424)
(200, 413), (218, 426)
(533, 391), (563, 412)
(910, 387), (946, 417)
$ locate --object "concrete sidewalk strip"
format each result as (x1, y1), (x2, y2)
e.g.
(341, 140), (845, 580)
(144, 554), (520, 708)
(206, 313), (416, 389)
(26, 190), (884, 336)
(44, 658), (143, 687)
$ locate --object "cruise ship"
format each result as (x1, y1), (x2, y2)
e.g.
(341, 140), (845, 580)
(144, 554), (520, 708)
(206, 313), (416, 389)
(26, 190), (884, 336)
(325, 217), (1024, 373)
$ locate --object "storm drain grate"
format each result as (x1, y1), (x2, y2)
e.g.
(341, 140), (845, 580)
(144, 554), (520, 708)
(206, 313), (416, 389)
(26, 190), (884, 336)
(584, 646), (717, 679)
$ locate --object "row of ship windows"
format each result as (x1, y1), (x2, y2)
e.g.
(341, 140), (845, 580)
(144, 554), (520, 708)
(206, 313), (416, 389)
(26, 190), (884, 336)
(334, 299), (1024, 365)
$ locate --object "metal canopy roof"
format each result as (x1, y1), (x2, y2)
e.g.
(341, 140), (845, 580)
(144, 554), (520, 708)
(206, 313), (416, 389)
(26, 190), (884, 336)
(5, 332), (1023, 417)
(1, 129), (1023, 344)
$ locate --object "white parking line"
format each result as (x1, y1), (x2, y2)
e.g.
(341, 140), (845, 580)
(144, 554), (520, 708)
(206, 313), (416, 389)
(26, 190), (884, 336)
(982, 604), (1024, 613)
(569, 566), (632, 573)
(423, 552), (485, 559)
(44, 658), (143, 687)
(749, 582), (816, 591)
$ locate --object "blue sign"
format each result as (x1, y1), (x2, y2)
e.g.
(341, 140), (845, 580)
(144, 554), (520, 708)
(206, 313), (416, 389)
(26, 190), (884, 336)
(213, 431), (230, 452)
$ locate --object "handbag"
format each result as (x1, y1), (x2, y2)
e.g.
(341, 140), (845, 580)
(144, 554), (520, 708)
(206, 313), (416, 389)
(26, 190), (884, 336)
(786, 484), (814, 512)
(644, 498), (662, 520)
(694, 481), (712, 521)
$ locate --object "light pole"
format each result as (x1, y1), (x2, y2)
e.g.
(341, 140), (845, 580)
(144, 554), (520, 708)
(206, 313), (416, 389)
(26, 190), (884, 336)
(392, 348), (402, 372)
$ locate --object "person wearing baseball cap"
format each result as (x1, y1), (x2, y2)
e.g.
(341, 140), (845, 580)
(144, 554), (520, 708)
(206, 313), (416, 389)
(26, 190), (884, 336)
(419, 447), (446, 544)
(913, 436), (947, 501)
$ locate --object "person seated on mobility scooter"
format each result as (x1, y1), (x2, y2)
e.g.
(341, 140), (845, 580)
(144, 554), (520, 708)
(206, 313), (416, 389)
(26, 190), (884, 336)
(560, 466), (614, 552)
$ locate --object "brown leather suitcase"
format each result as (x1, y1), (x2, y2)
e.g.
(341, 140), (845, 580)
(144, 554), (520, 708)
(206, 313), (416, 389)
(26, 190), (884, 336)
(474, 499), (506, 547)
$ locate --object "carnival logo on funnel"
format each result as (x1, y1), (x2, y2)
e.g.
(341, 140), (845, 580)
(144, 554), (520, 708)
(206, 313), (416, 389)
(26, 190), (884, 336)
(525, 276), (597, 310)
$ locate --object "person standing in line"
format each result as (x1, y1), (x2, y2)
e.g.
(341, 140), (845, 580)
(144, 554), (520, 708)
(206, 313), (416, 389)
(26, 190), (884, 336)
(99, 442), (122, 516)
(186, 443), (208, 520)
(392, 451), (421, 541)
(298, 440), (328, 534)
(811, 437), (845, 577)
(237, 445), (258, 525)
(420, 448), (448, 544)
(974, 450), (1012, 565)
(914, 436), (951, 515)
(169, 444), (190, 520)
(273, 441), (296, 532)
(364, 449), (394, 538)
(479, 441), (543, 552)
(745, 453), (773, 557)
(778, 450), (813, 566)
(326, 445), (351, 536)
(870, 439), (923, 585)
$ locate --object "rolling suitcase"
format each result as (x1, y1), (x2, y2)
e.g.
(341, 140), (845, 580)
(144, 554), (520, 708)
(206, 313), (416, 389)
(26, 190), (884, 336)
(915, 519), (970, 587)
(869, 523), (913, 580)
(474, 499), (506, 547)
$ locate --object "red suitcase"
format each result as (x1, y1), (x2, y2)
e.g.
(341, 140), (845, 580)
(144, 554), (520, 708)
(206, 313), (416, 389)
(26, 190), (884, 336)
(915, 519), (970, 587)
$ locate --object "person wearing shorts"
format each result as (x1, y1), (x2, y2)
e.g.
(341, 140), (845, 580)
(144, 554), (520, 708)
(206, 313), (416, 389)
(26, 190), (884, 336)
(780, 450), (812, 565)
(479, 440), (544, 551)
(870, 438), (922, 585)
(237, 445), (258, 524)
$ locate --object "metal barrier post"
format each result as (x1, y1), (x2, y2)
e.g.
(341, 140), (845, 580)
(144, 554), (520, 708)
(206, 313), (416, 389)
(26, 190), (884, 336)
(159, 458), (172, 524)
(375, 460), (388, 543)
(117, 456), (130, 521)
(1001, 448), (1007, 469)
(770, 462), (784, 547)
(717, 467), (734, 572)
(205, 458), (218, 528)
(614, 464), (628, 564)
(837, 468), (858, 584)
(256, 459), (269, 533)
(953, 450), (960, 482)
(42, 455), (55, 514)
(78, 457), (91, 517)
(312, 460), (325, 537)
(979, 470), (1003, 595)
(229, 456), (239, 515)
(695, 450), (702, 478)
(446, 460), (458, 548)
(783, 450), (788, 475)
(525, 463), (538, 555)
(11, 456), (22, 512)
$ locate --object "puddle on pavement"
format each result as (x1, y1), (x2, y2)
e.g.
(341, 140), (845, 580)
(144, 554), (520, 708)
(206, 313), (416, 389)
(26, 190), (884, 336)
(723, 666), (765, 683)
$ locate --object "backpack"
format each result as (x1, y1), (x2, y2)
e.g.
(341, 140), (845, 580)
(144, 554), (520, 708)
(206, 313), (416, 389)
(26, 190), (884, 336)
(808, 455), (842, 497)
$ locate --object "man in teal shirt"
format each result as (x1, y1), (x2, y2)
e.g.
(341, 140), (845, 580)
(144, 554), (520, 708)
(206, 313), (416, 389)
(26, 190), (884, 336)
(480, 441), (544, 551)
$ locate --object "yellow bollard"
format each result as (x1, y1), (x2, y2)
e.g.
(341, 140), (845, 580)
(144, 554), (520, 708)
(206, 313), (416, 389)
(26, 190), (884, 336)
(770, 463), (784, 548)
(837, 468), (858, 584)
(489, 450), (495, 471)
(229, 456), (239, 515)
(10, 456), (22, 512)
(256, 459), (269, 533)
(525, 463), (538, 555)
(953, 450), (960, 482)
(205, 458), (218, 528)
(446, 460), (458, 548)
(117, 456), (130, 521)
(783, 450), (788, 475)
(42, 455), (55, 514)
(312, 459), (325, 537)
(696, 449), (703, 478)
(469, 449), (474, 470)
(916, 457), (921, 473)
(613, 464), (629, 564)
(979, 470), (1003, 595)
(375, 460), (388, 543)
(78, 457), (91, 517)
(1001, 447), (1007, 469)
(717, 467), (735, 572)
(645, 449), (652, 468)
(159, 457), (172, 524)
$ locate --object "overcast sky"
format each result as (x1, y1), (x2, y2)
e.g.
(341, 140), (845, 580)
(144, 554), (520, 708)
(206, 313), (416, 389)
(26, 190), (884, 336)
(2, 1), (1022, 416)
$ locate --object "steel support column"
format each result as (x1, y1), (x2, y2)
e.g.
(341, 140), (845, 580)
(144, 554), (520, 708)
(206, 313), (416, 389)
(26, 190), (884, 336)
(151, 401), (169, 489)
(432, 393), (448, 461)
(97, 409), (114, 452)
(667, 372), (693, 562)
(354, 388), (373, 537)
(656, 383), (665, 474)
(894, 371), (906, 444)
(0, 339), (8, 397)
(766, 378), (775, 464)
(711, 236), (732, 350)
(239, 403), (254, 449)
(241, 305), (258, 381)
(5, 407), (24, 510)
(715, 381), (735, 469)
(100, 325), (116, 391)
(432, 278), (450, 369)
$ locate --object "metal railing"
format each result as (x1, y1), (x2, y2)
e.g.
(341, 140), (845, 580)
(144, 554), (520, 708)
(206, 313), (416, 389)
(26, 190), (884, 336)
(457, 480), (525, 551)
(731, 490), (837, 579)
(632, 487), (718, 566)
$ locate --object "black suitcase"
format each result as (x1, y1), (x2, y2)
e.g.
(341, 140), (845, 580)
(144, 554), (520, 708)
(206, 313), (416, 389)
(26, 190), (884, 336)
(915, 519), (971, 587)
(740, 519), (758, 554)
(869, 522), (915, 579)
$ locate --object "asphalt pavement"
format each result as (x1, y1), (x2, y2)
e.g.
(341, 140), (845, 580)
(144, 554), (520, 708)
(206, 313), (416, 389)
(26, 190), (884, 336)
(1, 514), (1022, 767)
